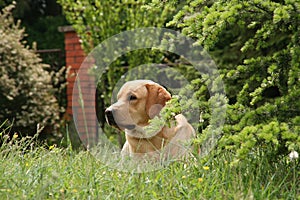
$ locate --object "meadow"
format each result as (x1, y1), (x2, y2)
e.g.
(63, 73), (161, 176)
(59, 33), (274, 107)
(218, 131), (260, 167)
(0, 130), (298, 199)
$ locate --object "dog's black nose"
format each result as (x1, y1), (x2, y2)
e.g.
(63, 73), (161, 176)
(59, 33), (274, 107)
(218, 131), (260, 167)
(105, 108), (117, 126)
(105, 109), (113, 118)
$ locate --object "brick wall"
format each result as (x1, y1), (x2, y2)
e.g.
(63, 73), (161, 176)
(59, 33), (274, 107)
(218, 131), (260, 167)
(59, 26), (98, 147)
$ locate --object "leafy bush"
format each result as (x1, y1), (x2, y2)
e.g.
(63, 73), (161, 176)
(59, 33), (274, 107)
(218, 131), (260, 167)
(0, 4), (60, 135)
(163, 0), (300, 161)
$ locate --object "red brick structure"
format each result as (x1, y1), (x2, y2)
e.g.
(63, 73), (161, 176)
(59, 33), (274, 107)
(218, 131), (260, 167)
(59, 26), (98, 146)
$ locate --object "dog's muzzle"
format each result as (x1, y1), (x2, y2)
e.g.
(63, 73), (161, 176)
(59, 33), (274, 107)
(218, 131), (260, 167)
(105, 108), (135, 130)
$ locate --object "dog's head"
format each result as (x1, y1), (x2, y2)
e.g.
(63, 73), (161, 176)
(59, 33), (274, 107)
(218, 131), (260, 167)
(105, 80), (171, 130)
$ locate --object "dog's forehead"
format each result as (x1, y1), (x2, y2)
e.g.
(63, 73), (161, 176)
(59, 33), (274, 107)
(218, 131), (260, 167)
(117, 80), (154, 98)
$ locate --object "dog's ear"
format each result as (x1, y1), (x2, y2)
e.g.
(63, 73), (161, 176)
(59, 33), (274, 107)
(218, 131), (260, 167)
(145, 83), (171, 119)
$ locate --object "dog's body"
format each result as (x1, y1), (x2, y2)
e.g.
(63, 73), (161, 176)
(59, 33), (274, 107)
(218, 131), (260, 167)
(105, 80), (195, 159)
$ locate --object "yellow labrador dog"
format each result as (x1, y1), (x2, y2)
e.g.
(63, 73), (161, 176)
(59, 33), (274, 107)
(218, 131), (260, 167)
(105, 80), (195, 160)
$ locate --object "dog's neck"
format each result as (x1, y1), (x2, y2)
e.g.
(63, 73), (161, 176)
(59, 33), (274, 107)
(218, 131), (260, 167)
(125, 126), (168, 154)
(125, 123), (179, 153)
(125, 124), (164, 139)
(124, 118), (179, 154)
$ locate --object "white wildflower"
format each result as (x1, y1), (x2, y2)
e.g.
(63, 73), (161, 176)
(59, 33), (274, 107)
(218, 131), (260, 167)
(289, 150), (299, 160)
(199, 112), (204, 123)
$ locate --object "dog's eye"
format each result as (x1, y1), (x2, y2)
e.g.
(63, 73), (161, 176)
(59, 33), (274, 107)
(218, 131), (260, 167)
(128, 95), (137, 101)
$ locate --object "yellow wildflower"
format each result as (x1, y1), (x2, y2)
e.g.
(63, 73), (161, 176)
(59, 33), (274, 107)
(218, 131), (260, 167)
(13, 133), (18, 139)
(49, 144), (56, 150)
(203, 166), (209, 170)
(198, 178), (203, 182)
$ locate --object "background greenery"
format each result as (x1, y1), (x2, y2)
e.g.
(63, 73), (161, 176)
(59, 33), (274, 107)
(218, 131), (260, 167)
(0, 1), (68, 140)
(0, 4), (61, 135)
(164, 0), (300, 162)
(0, 0), (66, 50)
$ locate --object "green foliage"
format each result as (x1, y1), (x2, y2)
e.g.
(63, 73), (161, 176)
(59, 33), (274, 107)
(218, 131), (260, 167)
(0, 0), (66, 54)
(165, 0), (300, 161)
(0, 4), (61, 134)
(23, 15), (66, 50)
(58, 0), (176, 51)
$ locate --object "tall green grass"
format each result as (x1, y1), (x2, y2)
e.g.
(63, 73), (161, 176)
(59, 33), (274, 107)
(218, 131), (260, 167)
(0, 127), (299, 199)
